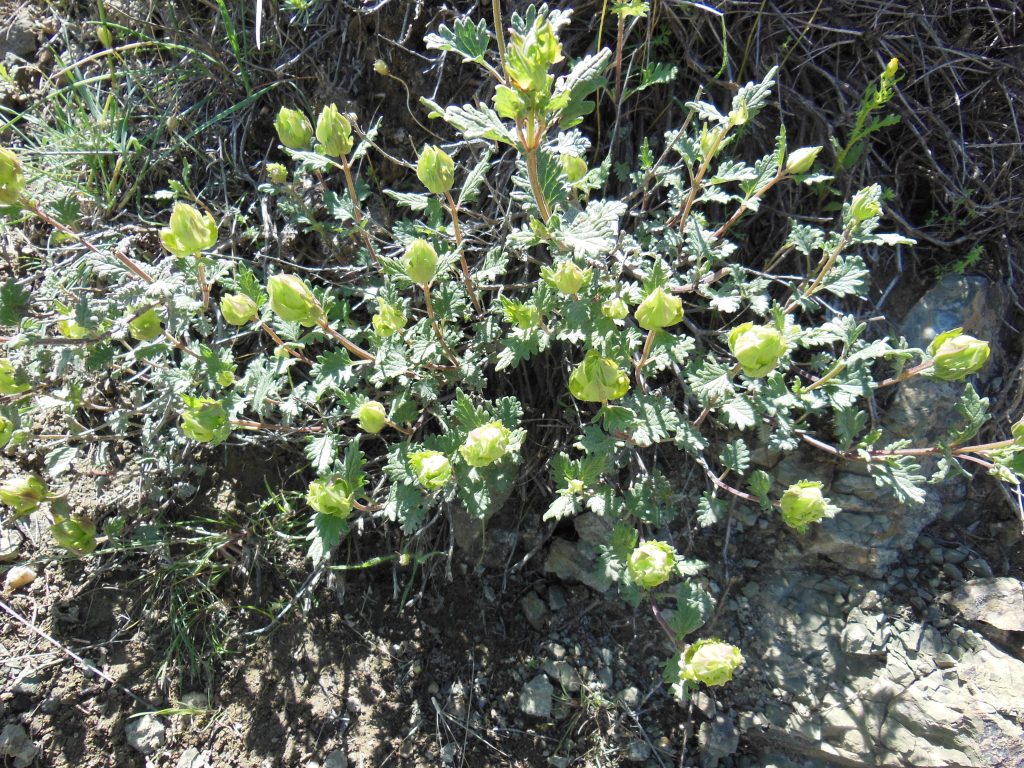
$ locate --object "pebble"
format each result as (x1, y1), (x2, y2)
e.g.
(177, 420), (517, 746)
(619, 686), (641, 709)
(4, 566), (36, 592)
(323, 751), (347, 768)
(0, 530), (20, 562)
(945, 548), (969, 564)
(942, 563), (964, 582)
(965, 558), (993, 577)
(625, 739), (651, 762)
(126, 714), (166, 754)
(0, 724), (38, 768)
(547, 585), (568, 612)
(520, 592), (547, 631)
(519, 674), (553, 718)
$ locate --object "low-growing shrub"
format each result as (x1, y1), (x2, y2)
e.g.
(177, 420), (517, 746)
(1, 3), (1020, 699)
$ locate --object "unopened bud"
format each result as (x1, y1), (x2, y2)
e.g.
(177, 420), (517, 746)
(0, 147), (25, 206)
(128, 309), (163, 342)
(635, 286), (683, 331)
(0, 474), (48, 516)
(728, 322), (786, 378)
(569, 350), (630, 403)
(274, 107), (313, 150)
(0, 359), (29, 395)
(627, 540), (677, 589)
(410, 450), (452, 490)
(316, 103), (353, 157)
(160, 202), (217, 257)
(402, 239), (438, 286)
(220, 293), (258, 326)
(180, 397), (231, 445)
(544, 261), (591, 295)
(416, 145), (455, 196)
(785, 146), (822, 175)
(307, 477), (353, 519)
(356, 401), (388, 434)
(779, 480), (829, 533)
(678, 639), (744, 687)
(267, 274), (322, 327)
(459, 421), (512, 468)
(927, 328), (990, 381)
(371, 298), (407, 338)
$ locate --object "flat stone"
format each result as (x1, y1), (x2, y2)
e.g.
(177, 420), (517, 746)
(0, 724), (38, 768)
(0, 529), (20, 562)
(698, 715), (739, 766)
(543, 537), (611, 592)
(941, 577), (1024, 632)
(0, 9), (36, 59)
(323, 750), (348, 768)
(543, 660), (582, 693)
(125, 714), (166, 754)
(520, 591), (547, 631)
(519, 674), (552, 718)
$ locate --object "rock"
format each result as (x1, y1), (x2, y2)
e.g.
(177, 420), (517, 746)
(519, 674), (553, 718)
(440, 743), (456, 765)
(322, 751), (347, 768)
(543, 660), (583, 693)
(179, 691), (208, 710)
(698, 715), (739, 766)
(734, 570), (1024, 768)
(0, 529), (20, 562)
(0, 724), (38, 768)
(0, 9), (36, 59)
(941, 577), (1024, 632)
(543, 537), (611, 592)
(520, 591), (547, 631)
(619, 685), (641, 709)
(547, 758), (569, 768)
(547, 585), (568, 611)
(4, 565), (36, 592)
(624, 739), (651, 762)
(574, 512), (613, 546)
(125, 714), (166, 754)
(176, 748), (211, 768)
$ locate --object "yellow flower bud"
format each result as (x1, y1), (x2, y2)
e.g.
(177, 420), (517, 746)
(160, 202), (217, 257)
(371, 298), (407, 338)
(627, 540), (677, 589)
(356, 400), (388, 434)
(180, 397), (231, 445)
(927, 328), (990, 382)
(543, 261), (591, 295)
(850, 184), (882, 222)
(635, 286), (683, 331)
(1012, 416), (1024, 445)
(416, 145), (455, 196)
(267, 274), (323, 327)
(779, 480), (828, 533)
(373, 59), (390, 76)
(0, 414), (14, 448)
(307, 477), (353, 519)
(560, 154), (588, 183)
(265, 162), (288, 183)
(216, 369), (235, 388)
(0, 358), (29, 395)
(316, 104), (353, 157)
(728, 322), (787, 378)
(50, 516), (98, 556)
(0, 147), (26, 206)
(569, 350), (630, 403)
(220, 293), (258, 326)
(128, 309), (163, 342)
(0, 474), (48, 516)
(601, 297), (629, 321)
(784, 146), (822, 175)
(402, 239), (438, 286)
(678, 639), (744, 687)
(58, 317), (90, 339)
(410, 450), (452, 490)
(274, 106), (313, 150)
(96, 25), (114, 49)
(459, 421), (512, 468)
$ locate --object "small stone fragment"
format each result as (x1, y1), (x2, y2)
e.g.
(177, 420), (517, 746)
(4, 565), (36, 592)
(941, 577), (1024, 632)
(322, 749), (348, 768)
(519, 674), (553, 718)
(0, 724), (38, 768)
(125, 714), (166, 754)
(520, 591), (547, 631)
(0, 529), (20, 562)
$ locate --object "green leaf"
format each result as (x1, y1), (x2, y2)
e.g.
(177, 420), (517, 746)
(0, 280), (30, 324)
(664, 581), (712, 639)
(633, 61), (677, 94)
(424, 16), (491, 63)
(553, 49), (612, 128)
(748, 469), (772, 509)
(948, 383), (989, 445)
(822, 255), (869, 297)
(458, 148), (494, 206)
(834, 407), (868, 450)
(44, 445), (79, 478)
(544, 494), (578, 522)
(696, 493), (726, 527)
(720, 439), (750, 474)
(558, 199), (626, 258)
(307, 512), (349, 564)
(305, 433), (339, 475)
(420, 98), (515, 145)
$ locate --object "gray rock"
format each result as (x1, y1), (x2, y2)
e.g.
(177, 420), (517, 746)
(624, 739), (651, 762)
(519, 674), (553, 718)
(543, 660), (583, 693)
(619, 685), (641, 709)
(125, 714), (166, 754)
(0, 529), (20, 562)
(941, 577), (1024, 632)
(547, 585), (568, 611)
(440, 743), (457, 766)
(520, 591), (547, 631)
(574, 512), (613, 546)
(543, 537), (611, 592)
(734, 570), (1024, 767)
(698, 715), (739, 766)
(323, 750), (348, 768)
(0, 724), (38, 768)
(0, 9), (35, 59)
(176, 748), (211, 768)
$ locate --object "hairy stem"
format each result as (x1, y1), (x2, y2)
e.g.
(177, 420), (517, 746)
(316, 318), (375, 362)
(339, 154), (380, 265)
(444, 190), (482, 313)
(422, 284), (459, 367)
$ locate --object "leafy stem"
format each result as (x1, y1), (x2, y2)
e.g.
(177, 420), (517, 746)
(315, 318), (375, 363)
(422, 283), (460, 367)
(338, 154), (380, 266)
